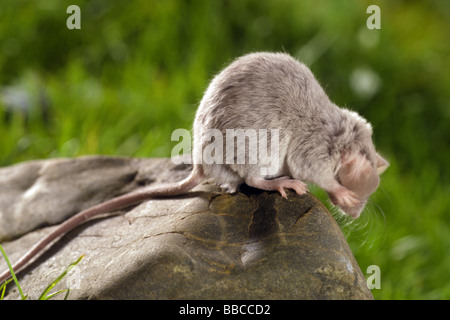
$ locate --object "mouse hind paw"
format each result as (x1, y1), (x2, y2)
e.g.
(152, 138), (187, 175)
(219, 183), (239, 193)
(245, 176), (308, 199)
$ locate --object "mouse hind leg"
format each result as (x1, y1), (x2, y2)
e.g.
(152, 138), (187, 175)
(245, 175), (308, 199)
(202, 163), (244, 193)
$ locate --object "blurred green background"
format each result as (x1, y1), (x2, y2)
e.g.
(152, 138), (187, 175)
(0, 0), (449, 299)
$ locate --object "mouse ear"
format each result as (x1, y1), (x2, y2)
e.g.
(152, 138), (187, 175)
(376, 153), (389, 175)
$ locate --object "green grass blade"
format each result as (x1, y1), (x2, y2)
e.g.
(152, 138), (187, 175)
(40, 289), (69, 301)
(0, 244), (26, 299)
(38, 255), (84, 300)
(63, 288), (71, 300)
(1, 279), (13, 300)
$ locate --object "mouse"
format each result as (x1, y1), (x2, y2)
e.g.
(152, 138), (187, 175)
(0, 52), (388, 283)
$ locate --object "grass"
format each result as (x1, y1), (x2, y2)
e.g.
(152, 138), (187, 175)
(0, 0), (449, 299)
(0, 244), (84, 300)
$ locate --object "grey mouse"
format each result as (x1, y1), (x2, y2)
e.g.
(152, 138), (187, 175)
(0, 52), (388, 283)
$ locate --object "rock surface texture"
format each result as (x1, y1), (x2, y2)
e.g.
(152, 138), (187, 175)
(0, 156), (373, 299)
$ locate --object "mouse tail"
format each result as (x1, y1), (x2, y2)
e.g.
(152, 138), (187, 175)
(138, 164), (204, 197)
(0, 165), (204, 284)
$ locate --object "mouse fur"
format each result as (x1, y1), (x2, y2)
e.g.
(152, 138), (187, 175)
(194, 52), (388, 217)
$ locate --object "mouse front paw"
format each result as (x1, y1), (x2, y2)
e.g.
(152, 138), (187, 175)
(329, 186), (359, 207)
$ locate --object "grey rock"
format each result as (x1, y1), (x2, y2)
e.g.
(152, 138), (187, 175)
(0, 156), (372, 299)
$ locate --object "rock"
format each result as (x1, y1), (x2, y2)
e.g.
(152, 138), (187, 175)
(0, 156), (372, 300)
